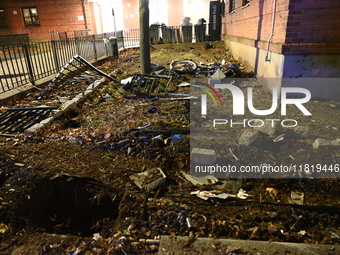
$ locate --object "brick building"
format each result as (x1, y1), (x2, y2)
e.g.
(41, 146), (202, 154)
(223, 0), (340, 99)
(0, 0), (93, 40)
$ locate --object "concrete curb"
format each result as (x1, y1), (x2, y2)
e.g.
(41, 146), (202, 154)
(159, 236), (339, 255)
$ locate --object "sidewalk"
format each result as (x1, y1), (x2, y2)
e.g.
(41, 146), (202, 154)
(159, 236), (339, 255)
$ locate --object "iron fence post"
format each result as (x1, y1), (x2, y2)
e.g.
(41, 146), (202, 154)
(75, 37), (81, 55)
(22, 43), (35, 86)
(51, 40), (60, 72)
(121, 31), (125, 49)
(103, 33), (108, 56)
(92, 35), (97, 61)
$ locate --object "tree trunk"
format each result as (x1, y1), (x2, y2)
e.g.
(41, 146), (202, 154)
(139, 0), (152, 74)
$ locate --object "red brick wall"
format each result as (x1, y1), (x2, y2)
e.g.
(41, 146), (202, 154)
(223, 0), (340, 54)
(224, 0), (289, 52)
(168, 0), (184, 26)
(286, 0), (340, 44)
(0, 0), (91, 39)
(283, 0), (340, 54)
(122, 0), (139, 30)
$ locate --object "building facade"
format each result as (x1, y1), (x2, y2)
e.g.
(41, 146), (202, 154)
(0, 0), (93, 40)
(223, 0), (340, 99)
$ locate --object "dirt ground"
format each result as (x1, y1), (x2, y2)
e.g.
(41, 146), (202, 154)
(0, 45), (339, 254)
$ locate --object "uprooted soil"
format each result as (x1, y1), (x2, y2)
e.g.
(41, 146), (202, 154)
(0, 45), (339, 254)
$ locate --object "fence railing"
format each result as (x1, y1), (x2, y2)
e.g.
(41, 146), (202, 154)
(0, 34), (111, 94)
(0, 24), (216, 94)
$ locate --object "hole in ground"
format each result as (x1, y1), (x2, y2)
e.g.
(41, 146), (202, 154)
(17, 175), (120, 237)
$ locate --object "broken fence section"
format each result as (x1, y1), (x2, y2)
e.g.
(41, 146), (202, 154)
(38, 54), (116, 99)
(122, 73), (173, 97)
(0, 107), (57, 136)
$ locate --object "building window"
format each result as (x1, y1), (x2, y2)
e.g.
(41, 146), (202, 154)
(0, 8), (8, 28)
(229, 0), (235, 13)
(242, 0), (250, 6)
(22, 7), (40, 26)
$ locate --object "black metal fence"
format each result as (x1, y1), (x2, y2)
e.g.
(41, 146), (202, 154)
(0, 24), (215, 95)
(0, 34), (112, 94)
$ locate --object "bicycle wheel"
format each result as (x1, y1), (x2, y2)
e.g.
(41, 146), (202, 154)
(170, 60), (198, 74)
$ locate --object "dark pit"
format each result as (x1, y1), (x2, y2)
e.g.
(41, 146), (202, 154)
(16, 174), (120, 237)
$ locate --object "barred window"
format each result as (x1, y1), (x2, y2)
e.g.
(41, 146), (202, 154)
(0, 8), (8, 28)
(229, 0), (235, 13)
(242, 0), (250, 6)
(22, 7), (40, 27)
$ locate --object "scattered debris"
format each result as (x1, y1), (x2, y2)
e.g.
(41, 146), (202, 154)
(265, 187), (278, 200)
(171, 134), (182, 141)
(121, 73), (173, 96)
(130, 168), (166, 191)
(181, 171), (219, 186)
(68, 136), (83, 144)
(298, 230), (306, 236)
(190, 189), (251, 200)
(191, 148), (216, 165)
(288, 126), (310, 139)
(291, 191), (304, 205)
(227, 148), (239, 161)
(313, 138), (340, 149)
(273, 133), (287, 142)
(58, 96), (71, 103)
(237, 188), (252, 199)
(239, 129), (260, 146)
(0, 223), (9, 235)
(145, 106), (162, 114)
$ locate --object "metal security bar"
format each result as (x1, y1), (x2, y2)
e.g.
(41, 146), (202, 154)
(0, 45), (29, 92)
(122, 29), (140, 48)
(123, 73), (173, 96)
(0, 106), (57, 135)
(38, 54), (116, 99)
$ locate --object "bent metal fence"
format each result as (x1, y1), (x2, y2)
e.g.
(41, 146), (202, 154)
(0, 34), (112, 94)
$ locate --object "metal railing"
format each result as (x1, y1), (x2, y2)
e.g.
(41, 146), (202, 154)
(0, 25), (216, 95)
(0, 34), (109, 94)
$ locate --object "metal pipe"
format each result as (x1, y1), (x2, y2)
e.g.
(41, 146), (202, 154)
(112, 8), (117, 37)
(7, 107), (58, 111)
(265, 0), (277, 62)
(81, 0), (88, 30)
